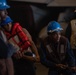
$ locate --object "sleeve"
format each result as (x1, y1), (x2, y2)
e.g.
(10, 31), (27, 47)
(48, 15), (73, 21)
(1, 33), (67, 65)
(66, 40), (75, 67)
(38, 39), (56, 68)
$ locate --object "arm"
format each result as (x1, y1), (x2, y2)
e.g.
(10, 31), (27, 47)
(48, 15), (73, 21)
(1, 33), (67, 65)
(22, 52), (36, 62)
(66, 40), (76, 72)
(66, 40), (75, 67)
(22, 28), (40, 62)
(38, 38), (56, 68)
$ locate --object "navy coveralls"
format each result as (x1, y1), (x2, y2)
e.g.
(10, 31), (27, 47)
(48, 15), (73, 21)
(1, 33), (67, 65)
(39, 36), (76, 75)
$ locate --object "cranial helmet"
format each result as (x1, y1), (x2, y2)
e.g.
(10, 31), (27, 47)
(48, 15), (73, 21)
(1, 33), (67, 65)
(47, 21), (63, 33)
(0, 16), (13, 26)
(0, 0), (10, 10)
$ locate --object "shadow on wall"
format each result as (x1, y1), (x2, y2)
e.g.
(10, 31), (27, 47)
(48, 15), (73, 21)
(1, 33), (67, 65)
(8, 1), (36, 42)
(8, 1), (75, 43)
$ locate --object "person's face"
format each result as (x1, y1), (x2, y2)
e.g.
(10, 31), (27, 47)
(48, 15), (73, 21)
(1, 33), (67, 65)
(0, 10), (8, 20)
(48, 31), (61, 42)
(3, 22), (12, 31)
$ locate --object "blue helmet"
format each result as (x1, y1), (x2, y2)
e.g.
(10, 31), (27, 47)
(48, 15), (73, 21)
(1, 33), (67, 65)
(0, 0), (10, 10)
(0, 16), (13, 26)
(47, 21), (63, 33)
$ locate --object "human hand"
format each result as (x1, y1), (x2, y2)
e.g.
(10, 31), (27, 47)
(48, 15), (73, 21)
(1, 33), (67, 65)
(70, 67), (76, 72)
(35, 55), (40, 62)
(56, 64), (68, 69)
(13, 51), (22, 59)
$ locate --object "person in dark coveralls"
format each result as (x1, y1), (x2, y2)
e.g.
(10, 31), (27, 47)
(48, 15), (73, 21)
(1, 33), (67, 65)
(38, 21), (76, 75)
(0, 0), (14, 75)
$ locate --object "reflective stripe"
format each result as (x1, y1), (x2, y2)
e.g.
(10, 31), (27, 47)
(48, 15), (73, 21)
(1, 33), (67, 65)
(46, 44), (53, 53)
(60, 45), (65, 53)
(48, 28), (63, 33)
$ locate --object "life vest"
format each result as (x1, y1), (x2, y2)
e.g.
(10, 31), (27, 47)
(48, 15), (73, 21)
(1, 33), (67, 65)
(4, 23), (31, 52)
(70, 19), (76, 49)
(43, 36), (67, 63)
